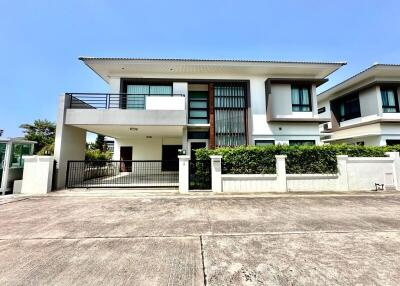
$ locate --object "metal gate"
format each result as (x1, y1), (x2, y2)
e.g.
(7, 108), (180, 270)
(189, 160), (211, 190)
(66, 160), (179, 188)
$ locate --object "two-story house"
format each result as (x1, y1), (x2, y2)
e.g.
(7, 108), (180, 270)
(54, 57), (344, 189)
(318, 64), (400, 146)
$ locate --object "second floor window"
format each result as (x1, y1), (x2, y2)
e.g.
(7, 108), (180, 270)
(126, 84), (172, 95)
(332, 93), (361, 122)
(291, 86), (311, 112)
(381, 88), (399, 113)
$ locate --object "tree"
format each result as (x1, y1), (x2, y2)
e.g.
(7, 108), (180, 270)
(19, 119), (56, 154)
(94, 134), (106, 151)
(88, 134), (107, 152)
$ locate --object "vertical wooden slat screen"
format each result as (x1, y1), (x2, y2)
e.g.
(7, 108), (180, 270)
(214, 83), (247, 146)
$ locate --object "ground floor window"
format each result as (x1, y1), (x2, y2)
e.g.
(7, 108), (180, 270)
(254, 140), (275, 146)
(386, 140), (400, 146)
(289, 140), (315, 146)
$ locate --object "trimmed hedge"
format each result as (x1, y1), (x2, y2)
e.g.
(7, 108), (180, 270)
(195, 144), (400, 174)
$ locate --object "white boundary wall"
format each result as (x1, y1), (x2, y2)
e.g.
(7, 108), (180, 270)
(214, 153), (400, 193)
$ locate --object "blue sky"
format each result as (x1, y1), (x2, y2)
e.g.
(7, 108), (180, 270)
(1, 0), (400, 138)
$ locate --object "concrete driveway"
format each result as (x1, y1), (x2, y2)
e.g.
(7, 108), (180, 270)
(0, 191), (400, 285)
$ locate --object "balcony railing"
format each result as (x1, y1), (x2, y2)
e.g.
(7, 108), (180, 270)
(67, 93), (184, 110)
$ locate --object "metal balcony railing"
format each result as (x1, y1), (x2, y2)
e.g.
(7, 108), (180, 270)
(66, 93), (184, 110)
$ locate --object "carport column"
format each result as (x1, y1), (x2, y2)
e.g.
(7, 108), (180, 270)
(337, 155), (349, 191)
(210, 155), (222, 193)
(178, 155), (190, 193)
(275, 155), (287, 192)
(54, 94), (86, 189)
(385, 152), (400, 190)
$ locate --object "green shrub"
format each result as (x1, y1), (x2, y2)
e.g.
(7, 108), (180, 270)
(195, 144), (400, 175)
(85, 149), (112, 161)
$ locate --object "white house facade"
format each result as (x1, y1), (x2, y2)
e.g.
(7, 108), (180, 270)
(54, 58), (344, 189)
(318, 64), (400, 146)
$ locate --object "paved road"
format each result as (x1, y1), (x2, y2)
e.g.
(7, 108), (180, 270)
(0, 192), (400, 285)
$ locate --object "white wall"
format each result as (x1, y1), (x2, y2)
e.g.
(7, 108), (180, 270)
(219, 155), (399, 192)
(113, 136), (182, 160)
(54, 95), (86, 189)
(346, 157), (394, 191)
(146, 96), (185, 110)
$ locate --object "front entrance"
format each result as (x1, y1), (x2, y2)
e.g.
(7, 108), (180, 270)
(188, 141), (211, 190)
(162, 145), (181, 171)
(120, 146), (133, 172)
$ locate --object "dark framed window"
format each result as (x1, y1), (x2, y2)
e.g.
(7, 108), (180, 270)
(332, 93), (361, 122)
(214, 83), (247, 146)
(255, 140), (275, 146)
(381, 88), (399, 113)
(356, 141), (364, 146)
(289, 140), (315, 146)
(386, 140), (400, 146)
(318, 107), (326, 114)
(121, 83), (173, 109)
(291, 85), (312, 112)
(188, 131), (209, 139)
(188, 91), (208, 124)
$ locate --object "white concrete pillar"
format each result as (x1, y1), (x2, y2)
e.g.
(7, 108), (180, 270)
(337, 155), (349, 191)
(385, 152), (400, 190)
(21, 156), (54, 195)
(178, 155), (190, 193)
(210, 155), (222, 193)
(182, 126), (188, 154)
(54, 94), (86, 189)
(311, 84), (318, 118)
(275, 155), (287, 192)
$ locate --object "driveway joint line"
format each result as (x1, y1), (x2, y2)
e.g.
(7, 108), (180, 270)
(1, 230), (400, 241)
(199, 235), (208, 286)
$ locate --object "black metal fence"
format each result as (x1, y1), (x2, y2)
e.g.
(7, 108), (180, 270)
(66, 160), (179, 188)
(189, 160), (212, 190)
(67, 93), (184, 110)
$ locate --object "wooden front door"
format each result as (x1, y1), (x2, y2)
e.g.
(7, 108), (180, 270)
(120, 146), (133, 172)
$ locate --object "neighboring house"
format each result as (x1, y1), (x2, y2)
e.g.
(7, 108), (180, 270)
(104, 136), (114, 154)
(318, 64), (400, 145)
(0, 137), (35, 195)
(54, 57), (344, 189)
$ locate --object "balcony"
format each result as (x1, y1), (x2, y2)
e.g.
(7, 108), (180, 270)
(64, 93), (187, 127)
(67, 93), (185, 110)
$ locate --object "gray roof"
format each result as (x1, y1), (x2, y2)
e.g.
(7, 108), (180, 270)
(79, 57), (346, 66)
(319, 63), (400, 99)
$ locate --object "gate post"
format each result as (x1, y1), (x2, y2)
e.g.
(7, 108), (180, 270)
(210, 155), (222, 193)
(178, 155), (190, 193)
(275, 155), (287, 192)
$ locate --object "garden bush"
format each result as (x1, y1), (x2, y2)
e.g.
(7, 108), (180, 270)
(85, 149), (112, 161)
(195, 144), (400, 174)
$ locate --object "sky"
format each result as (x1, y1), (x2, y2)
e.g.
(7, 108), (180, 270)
(1, 0), (400, 138)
